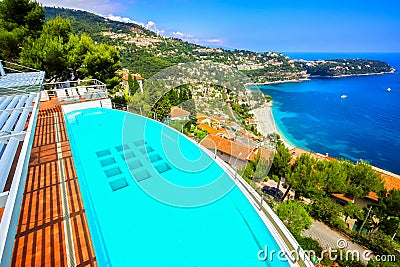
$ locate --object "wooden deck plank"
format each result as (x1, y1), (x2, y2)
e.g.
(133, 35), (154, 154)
(11, 104), (97, 266)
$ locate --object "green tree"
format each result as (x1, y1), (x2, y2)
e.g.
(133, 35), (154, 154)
(309, 197), (341, 224)
(277, 201), (312, 235)
(128, 74), (134, 95)
(269, 140), (292, 180)
(342, 203), (364, 222)
(67, 33), (95, 79)
(240, 162), (255, 184)
(82, 43), (121, 84)
(41, 15), (71, 41)
(380, 189), (400, 218)
(106, 75), (122, 92)
(347, 161), (384, 198)
(373, 189), (400, 235)
(127, 75), (141, 96)
(133, 76), (140, 94)
(20, 17), (71, 80)
(0, 0), (44, 59)
(253, 153), (272, 182)
(20, 16), (121, 83)
(316, 159), (348, 194)
(379, 217), (400, 238)
(287, 153), (322, 199)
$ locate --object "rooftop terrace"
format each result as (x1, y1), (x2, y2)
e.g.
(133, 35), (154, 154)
(0, 61), (312, 266)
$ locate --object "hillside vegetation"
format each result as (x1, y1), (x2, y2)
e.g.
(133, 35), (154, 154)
(44, 7), (395, 83)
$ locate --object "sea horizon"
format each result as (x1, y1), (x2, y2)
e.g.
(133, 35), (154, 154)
(259, 52), (400, 175)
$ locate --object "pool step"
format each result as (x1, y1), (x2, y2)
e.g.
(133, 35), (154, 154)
(95, 141), (174, 190)
(109, 178), (129, 191)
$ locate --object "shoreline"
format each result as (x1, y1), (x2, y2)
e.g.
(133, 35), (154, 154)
(246, 69), (396, 86)
(251, 103), (400, 177)
(309, 69), (396, 79)
(251, 102), (295, 149)
(246, 78), (310, 86)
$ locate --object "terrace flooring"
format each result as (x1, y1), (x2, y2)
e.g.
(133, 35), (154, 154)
(11, 102), (97, 267)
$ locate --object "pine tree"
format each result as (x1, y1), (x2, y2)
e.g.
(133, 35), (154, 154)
(133, 76), (140, 94)
(0, 0), (44, 59)
(128, 74), (134, 95)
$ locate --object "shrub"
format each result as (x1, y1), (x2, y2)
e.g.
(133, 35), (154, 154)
(295, 235), (322, 256)
(277, 201), (312, 235)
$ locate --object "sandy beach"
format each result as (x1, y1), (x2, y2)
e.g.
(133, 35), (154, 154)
(252, 103), (295, 149)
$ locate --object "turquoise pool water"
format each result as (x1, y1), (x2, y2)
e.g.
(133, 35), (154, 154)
(64, 107), (290, 267)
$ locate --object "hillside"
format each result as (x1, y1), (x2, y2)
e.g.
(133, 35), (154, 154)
(44, 7), (395, 82)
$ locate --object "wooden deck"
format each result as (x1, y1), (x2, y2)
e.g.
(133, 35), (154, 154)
(0, 207), (4, 222)
(11, 103), (97, 266)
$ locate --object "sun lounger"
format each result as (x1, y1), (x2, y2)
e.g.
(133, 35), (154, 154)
(40, 90), (49, 102)
(56, 89), (67, 100)
(69, 88), (79, 97)
(77, 86), (87, 96)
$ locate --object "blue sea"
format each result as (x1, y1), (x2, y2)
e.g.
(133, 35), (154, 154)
(257, 52), (400, 174)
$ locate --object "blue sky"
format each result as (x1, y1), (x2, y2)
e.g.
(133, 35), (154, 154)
(38, 0), (400, 52)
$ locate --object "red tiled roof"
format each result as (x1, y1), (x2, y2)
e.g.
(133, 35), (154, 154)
(246, 118), (256, 124)
(332, 193), (355, 203)
(201, 135), (254, 161)
(117, 70), (143, 81)
(255, 147), (273, 160)
(170, 106), (190, 118)
(210, 116), (227, 122)
(366, 192), (379, 201)
(216, 128), (230, 136)
(196, 113), (208, 120)
(197, 123), (218, 135)
(372, 166), (400, 191)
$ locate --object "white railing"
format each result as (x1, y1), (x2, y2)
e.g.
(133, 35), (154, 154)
(199, 146), (314, 267)
(43, 79), (107, 103)
(43, 79), (106, 91)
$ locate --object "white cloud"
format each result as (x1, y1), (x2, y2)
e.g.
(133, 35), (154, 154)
(105, 16), (164, 35)
(172, 31), (193, 38)
(105, 15), (144, 27)
(144, 20), (164, 35)
(206, 39), (222, 44)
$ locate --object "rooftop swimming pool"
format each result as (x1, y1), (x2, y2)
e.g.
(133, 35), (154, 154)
(64, 107), (291, 267)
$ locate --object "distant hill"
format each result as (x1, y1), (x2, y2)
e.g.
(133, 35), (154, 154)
(44, 7), (395, 82)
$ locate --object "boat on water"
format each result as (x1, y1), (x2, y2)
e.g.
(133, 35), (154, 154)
(387, 87), (391, 92)
(341, 94), (347, 99)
